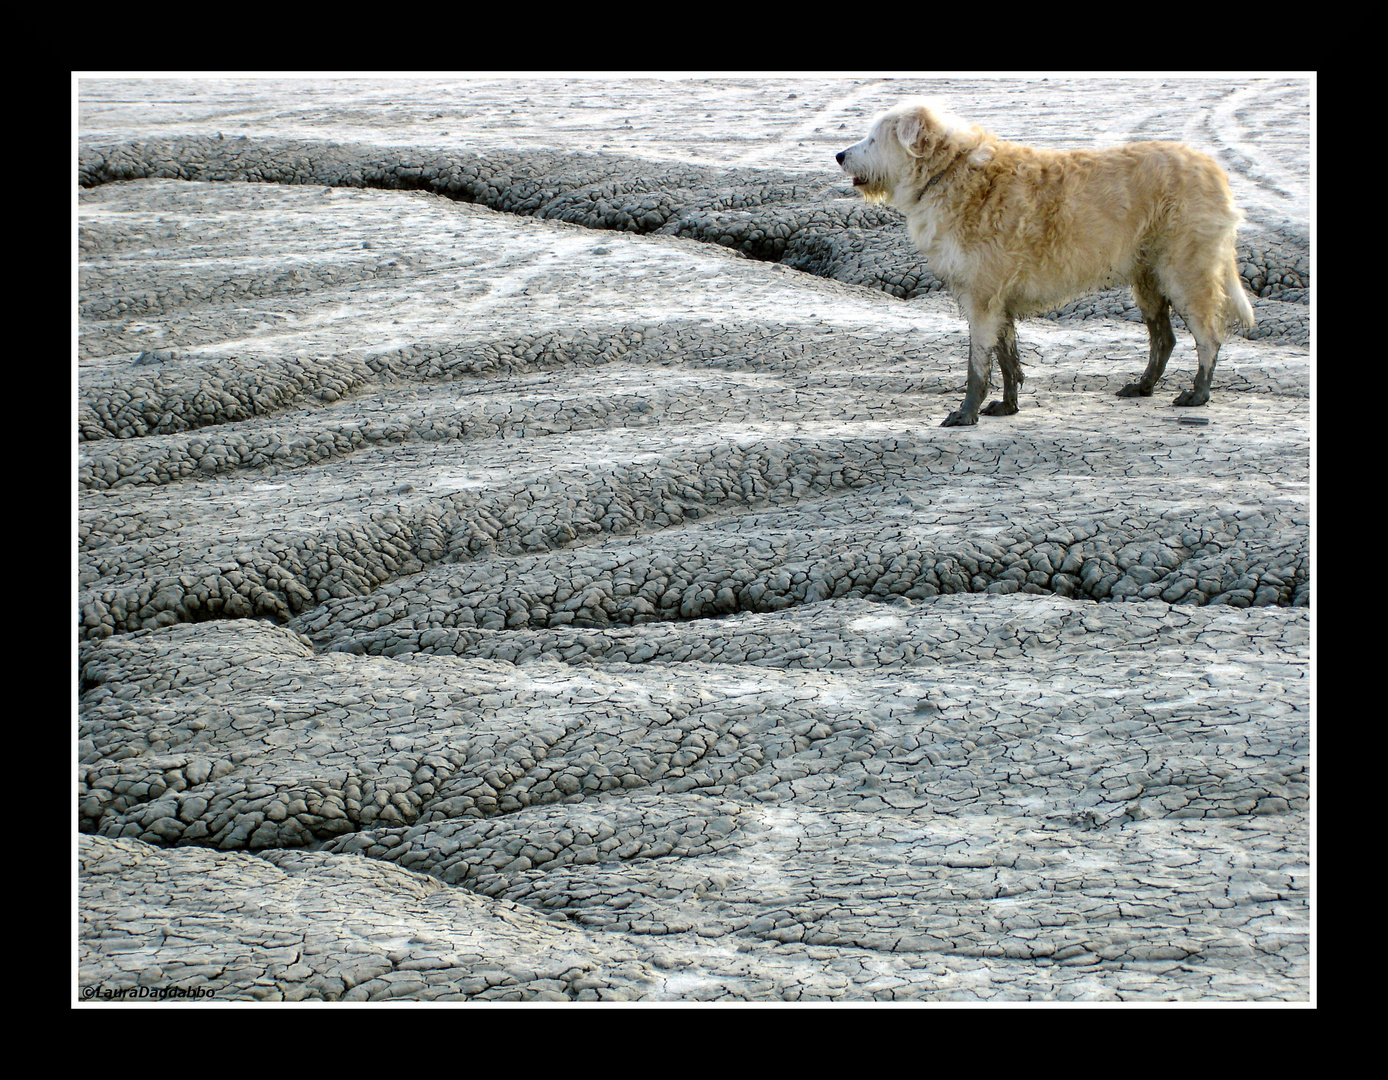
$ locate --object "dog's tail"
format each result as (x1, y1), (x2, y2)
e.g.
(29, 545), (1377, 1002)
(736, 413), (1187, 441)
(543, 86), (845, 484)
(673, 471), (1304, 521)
(1226, 257), (1256, 331)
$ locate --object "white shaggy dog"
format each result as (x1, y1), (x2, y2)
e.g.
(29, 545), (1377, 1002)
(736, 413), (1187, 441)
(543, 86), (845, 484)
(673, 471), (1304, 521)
(837, 98), (1256, 426)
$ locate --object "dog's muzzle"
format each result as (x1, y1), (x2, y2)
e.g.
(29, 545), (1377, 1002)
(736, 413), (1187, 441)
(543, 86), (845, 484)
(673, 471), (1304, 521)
(836, 148), (867, 187)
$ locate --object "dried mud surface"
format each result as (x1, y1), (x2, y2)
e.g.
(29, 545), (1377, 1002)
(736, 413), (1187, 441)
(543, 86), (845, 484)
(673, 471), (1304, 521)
(76, 76), (1311, 1003)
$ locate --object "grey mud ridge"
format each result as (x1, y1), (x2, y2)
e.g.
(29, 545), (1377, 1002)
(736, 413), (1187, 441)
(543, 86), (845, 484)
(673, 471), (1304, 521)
(76, 78), (1311, 1002)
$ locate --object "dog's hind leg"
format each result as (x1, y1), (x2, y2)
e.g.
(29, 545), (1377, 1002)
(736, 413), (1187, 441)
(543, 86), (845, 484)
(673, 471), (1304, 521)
(1173, 256), (1254, 407)
(981, 317), (1022, 416)
(1173, 314), (1222, 407)
(1171, 277), (1229, 407)
(1117, 271), (1176, 398)
(943, 305), (1002, 427)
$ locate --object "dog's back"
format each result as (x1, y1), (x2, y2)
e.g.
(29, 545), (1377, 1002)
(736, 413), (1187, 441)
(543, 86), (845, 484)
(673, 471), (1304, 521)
(911, 136), (1251, 325)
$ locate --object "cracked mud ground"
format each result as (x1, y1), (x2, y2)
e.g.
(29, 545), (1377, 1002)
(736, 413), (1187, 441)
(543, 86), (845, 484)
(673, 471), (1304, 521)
(76, 76), (1311, 1003)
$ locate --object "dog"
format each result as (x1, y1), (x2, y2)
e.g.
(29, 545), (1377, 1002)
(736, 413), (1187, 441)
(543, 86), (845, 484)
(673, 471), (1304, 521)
(837, 98), (1256, 426)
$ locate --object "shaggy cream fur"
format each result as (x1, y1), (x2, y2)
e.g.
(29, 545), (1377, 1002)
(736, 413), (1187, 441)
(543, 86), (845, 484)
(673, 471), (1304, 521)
(838, 98), (1255, 426)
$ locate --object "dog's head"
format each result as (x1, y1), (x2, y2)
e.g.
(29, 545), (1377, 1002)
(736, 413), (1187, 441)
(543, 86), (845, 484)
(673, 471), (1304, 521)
(838, 98), (990, 204)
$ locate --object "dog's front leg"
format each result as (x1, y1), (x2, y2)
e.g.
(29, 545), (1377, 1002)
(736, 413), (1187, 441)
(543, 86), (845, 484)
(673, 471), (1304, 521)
(942, 311), (998, 427)
(981, 317), (1022, 417)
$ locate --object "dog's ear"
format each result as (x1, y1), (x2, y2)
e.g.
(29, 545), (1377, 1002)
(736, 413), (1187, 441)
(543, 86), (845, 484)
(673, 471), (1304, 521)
(895, 105), (936, 158)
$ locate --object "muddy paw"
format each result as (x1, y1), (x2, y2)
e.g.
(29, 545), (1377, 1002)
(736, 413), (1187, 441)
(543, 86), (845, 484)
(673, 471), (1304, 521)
(1173, 388), (1209, 407)
(1116, 382), (1152, 398)
(941, 408), (978, 427)
(981, 400), (1018, 416)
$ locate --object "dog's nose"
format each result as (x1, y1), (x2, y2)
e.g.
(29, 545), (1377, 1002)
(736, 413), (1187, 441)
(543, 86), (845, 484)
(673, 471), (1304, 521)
(835, 150), (845, 165)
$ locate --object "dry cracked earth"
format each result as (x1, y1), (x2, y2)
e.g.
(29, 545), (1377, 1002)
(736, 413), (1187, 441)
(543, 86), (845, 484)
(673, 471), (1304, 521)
(75, 76), (1312, 1004)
